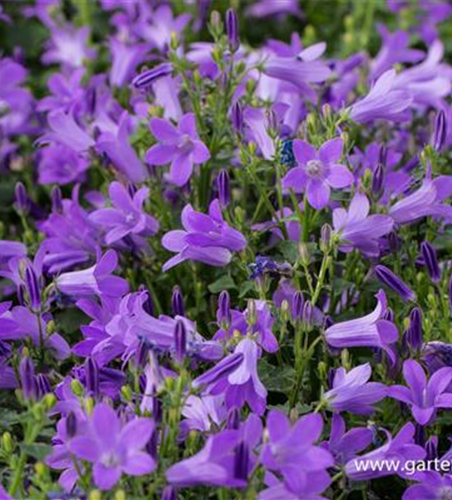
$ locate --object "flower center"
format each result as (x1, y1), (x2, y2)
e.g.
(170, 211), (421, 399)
(101, 452), (120, 467)
(179, 134), (194, 153)
(306, 159), (323, 177)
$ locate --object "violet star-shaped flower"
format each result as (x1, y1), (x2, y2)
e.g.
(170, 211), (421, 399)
(161, 199), (246, 271)
(388, 360), (452, 425)
(89, 181), (159, 245)
(69, 403), (155, 491)
(146, 113), (210, 187)
(282, 137), (353, 209)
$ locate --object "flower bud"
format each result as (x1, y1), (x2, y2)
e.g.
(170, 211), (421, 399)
(162, 486), (177, 500)
(231, 102), (243, 133)
(19, 356), (36, 401)
(171, 286), (185, 317)
(372, 163), (385, 201)
(66, 412), (77, 438)
(291, 291), (304, 322)
(226, 407), (240, 429)
(226, 8), (239, 52)
(131, 63), (173, 90)
(247, 299), (257, 326)
(217, 169), (230, 208)
(320, 224), (332, 253)
(374, 265), (415, 302)
(174, 319), (187, 363)
(85, 358), (99, 397)
(70, 378), (84, 397)
(421, 241), (441, 283)
(302, 300), (313, 328)
(233, 441), (249, 481)
(218, 290), (231, 327)
(25, 265), (41, 312)
(50, 186), (63, 213)
(14, 182), (30, 215)
(432, 109), (447, 152)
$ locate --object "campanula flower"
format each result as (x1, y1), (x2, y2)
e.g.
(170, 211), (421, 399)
(324, 290), (398, 363)
(332, 192), (394, 257)
(388, 360), (452, 425)
(161, 200), (246, 271)
(282, 137), (353, 209)
(324, 363), (387, 414)
(69, 403), (156, 490)
(89, 181), (159, 245)
(56, 250), (129, 299)
(146, 113), (210, 187)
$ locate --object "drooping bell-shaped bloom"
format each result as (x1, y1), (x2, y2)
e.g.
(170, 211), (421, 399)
(388, 360), (452, 425)
(69, 403), (155, 490)
(89, 181), (159, 245)
(345, 423), (426, 481)
(282, 138), (353, 209)
(389, 175), (452, 225)
(349, 69), (412, 123)
(323, 363), (386, 414)
(324, 290), (398, 362)
(145, 113), (210, 187)
(56, 250), (129, 299)
(332, 192), (394, 257)
(161, 199), (247, 271)
(109, 38), (149, 88)
(38, 144), (90, 185)
(243, 107), (275, 160)
(96, 112), (148, 184)
(260, 410), (333, 500)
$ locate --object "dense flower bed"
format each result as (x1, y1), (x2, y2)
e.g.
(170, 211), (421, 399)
(1, 0), (452, 499)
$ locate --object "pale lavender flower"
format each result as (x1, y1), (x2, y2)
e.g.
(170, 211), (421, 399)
(56, 250), (129, 298)
(42, 26), (96, 68)
(282, 138), (353, 209)
(349, 70), (412, 123)
(324, 290), (398, 362)
(388, 360), (452, 425)
(332, 192), (394, 257)
(324, 363), (386, 414)
(38, 144), (89, 185)
(109, 38), (149, 87)
(146, 113), (210, 186)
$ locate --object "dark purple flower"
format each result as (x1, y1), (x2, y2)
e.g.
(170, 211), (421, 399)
(217, 169), (230, 207)
(420, 241), (441, 283)
(432, 109), (447, 151)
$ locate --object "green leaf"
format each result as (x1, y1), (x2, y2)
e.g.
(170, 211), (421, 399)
(20, 443), (52, 461)
(208, 275), (236, 294)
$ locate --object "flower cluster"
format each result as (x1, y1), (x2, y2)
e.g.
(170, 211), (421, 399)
(1, 1), (452, 499)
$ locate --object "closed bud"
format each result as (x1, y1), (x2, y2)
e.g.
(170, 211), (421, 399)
(132, 63), (173, 90)
(217, 169), (230, 207)
(421, 241), (441, 283)
(66, 411), (77, 438)
(291, 291), (304, 322)
(19, 356), (36, 401)
(449, 272), (452, 314)
(432, 109), (447, 152)
(174, 319), (187, 363)
(231, 102), (243, 133)
(218, 290), (231, 326)
(407, 307), (423, 352)
(372, 163), (385, 200)
(14, 182), (30, 215)
(51, 186), (63, 213)
(171, 286), (185, 317)
(114, 491), (126, 500)
(70, 378), (84, 397)
(88, 490), (102, 500)
(35, 462), (46, 477)
(85, 358), (99, 397)
(280, 299), (290, 322)
(25, 265), (41, 312)
(247, 299), (257, 326)
(209, 10), (223, 35)
(320, 224), (332, 253)
(425, 436), (438, 460)
(2, 432), (12, 453)
(302, 300), (313, 327)
(226, 8), (239, 52)
(298, 243), (310, 264)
